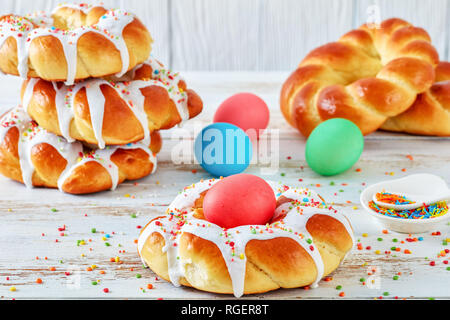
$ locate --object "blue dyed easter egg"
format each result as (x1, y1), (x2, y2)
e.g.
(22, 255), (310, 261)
(194, 123), (253, 177)
(305, 118), (364, 176)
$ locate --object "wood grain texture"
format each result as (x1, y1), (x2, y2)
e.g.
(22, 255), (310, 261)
(259, 0), (354, 71)
(170, 0), (262, 70)
(0, 72), (449, 299)
(0, 0), (448, 69)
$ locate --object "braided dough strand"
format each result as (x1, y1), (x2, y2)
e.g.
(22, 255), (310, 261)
(381, 61), (450, 136)
(280, 18), (439, 136)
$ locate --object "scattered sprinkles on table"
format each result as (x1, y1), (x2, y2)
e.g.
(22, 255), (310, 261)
(2, 148), (449, 300)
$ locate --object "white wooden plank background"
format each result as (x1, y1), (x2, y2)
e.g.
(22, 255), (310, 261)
(0, 71), (450, 299)
(0, 0), (449, 70)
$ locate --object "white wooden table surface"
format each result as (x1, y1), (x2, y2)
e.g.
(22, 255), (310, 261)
(0, 72), (450, 300)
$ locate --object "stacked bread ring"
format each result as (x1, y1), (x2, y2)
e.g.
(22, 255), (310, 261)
(0, 3), (152, 84)
(138, 178), (354, 297)
(281, 18), (450, 137)
(0, 3), (203, 194)
(20, 57), (203, 148)
(0, 107), (161, 194)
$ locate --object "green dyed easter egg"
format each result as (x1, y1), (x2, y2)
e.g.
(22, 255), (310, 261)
(305, 119), (364, 176)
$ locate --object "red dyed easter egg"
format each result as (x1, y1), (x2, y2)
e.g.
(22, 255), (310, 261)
(213, 93), (270, 139)
(203, 174), (276, 228)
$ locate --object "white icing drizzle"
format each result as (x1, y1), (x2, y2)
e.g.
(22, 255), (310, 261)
(21, 56), (189, 149)
(56, 140), (157, 191)
(75, 80), (107, 149)
(142, 57), (190, 121)
(137, 179), (354, 298)
(52, 82), (75, 142)
(0, 107), (81, 188)
(0, 4), (135, 84)
(21, 78), (38, 114)
(25, 11), (54, 28)
(0, 107), (157, 192)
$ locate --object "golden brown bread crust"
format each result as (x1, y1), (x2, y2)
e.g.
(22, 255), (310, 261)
(381, 61), (450, 136)
(0, 115), (162, 194)
(435, 61), (450, 82)
(139, 189), (353, 296)
(0, 5), (152, 82)
(61, 132), (162, 194)
(280, 18), (438, 137)
(20, 62), (203, 147)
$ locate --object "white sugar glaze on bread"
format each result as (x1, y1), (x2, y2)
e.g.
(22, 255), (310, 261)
(0, 3), (152, 84)
(0, 107), (158, 193)
(21, 57), (190, 149)
(138, 178), (354, 297)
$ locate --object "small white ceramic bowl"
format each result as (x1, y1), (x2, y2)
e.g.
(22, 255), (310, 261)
(360, 174), (450, 233)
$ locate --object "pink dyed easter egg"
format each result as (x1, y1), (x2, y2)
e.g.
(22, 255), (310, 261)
(213, 93), (270, 139)
(203, 174), (276, 228)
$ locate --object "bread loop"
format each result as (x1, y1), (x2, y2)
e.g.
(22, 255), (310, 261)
(281, 18), (439, 136)
(138, 179), (353, 297)
(0, 3), (152, 84)
(21, 57), (203, 148)
(381, 61), (450, 136)
(0, 107), (161, 194)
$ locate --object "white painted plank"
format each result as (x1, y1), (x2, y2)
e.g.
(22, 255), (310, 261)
(259, 0), (354, 71)
(171, 0), (261, 71)
(1, 0), (448, 70)
(171, 0), (355, 71)
(114, 0), (170, 64)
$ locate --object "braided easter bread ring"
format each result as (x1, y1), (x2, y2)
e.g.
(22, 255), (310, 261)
(381, 61), (450, 136)
(0, 3), (152, 85)
(138, 178), (354, 297)
(280, 18), (439, 137)
(0, 107), (161, 194)
(21, 57), (203, 148)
